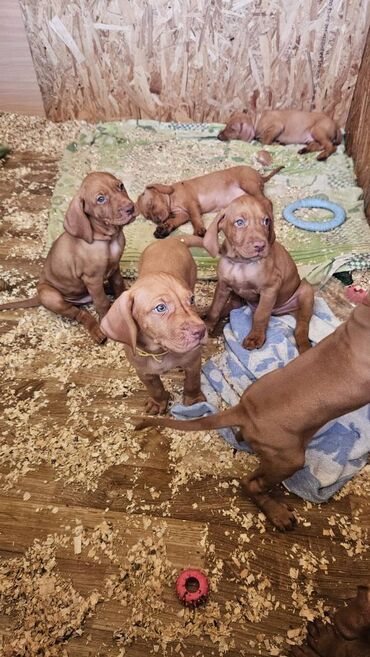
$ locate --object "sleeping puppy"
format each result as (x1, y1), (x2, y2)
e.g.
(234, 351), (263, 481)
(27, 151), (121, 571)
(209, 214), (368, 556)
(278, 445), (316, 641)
(218, 110), (342, 160)
(203, 195), (314, 353)
(100, 238), (207, 414)
(135, 165), (283, 239)
(0, 172), (136, 343)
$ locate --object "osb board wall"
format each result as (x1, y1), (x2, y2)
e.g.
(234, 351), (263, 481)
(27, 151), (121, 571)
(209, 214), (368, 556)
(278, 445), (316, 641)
(0, 0), (44, 116)
(20, 0), (370, 125)
(346, 26), (370, 220)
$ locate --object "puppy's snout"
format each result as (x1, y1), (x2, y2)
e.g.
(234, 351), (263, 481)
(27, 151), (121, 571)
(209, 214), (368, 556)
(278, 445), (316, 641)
(253, 240), (266, 253)
(124, 202), (135, 215)
(217, 132), (226, 141)
(190, 324), (206, 340)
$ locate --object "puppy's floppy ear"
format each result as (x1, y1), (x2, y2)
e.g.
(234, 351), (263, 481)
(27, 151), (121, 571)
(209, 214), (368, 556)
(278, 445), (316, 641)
(203, 211), (226, 258)
(64, 194), (93, 243)
(262, 198), (276, 245)
(100, 291), (137, 352)
(146, 183), (175, 195)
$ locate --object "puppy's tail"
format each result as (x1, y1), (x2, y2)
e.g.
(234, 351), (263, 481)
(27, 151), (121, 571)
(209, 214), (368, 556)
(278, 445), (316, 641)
(0, 295), (40, 311)
(262, 166), (285, 182)
(134, 403), (245, 432)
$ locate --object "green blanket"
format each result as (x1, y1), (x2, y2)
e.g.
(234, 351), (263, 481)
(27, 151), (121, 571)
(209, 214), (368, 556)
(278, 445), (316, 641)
(49, 120), (370, 283)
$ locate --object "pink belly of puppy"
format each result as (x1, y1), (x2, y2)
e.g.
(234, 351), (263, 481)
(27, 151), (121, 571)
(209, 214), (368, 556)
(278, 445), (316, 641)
(248, 288), (300, 315)
(64, 294), (93, 305)
(278, 129), (314, 145)
(199, 184), (245, 213)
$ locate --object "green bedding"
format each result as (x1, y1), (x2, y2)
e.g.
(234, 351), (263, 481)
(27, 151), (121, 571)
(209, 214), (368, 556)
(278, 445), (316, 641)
(48, 119), (370, 283)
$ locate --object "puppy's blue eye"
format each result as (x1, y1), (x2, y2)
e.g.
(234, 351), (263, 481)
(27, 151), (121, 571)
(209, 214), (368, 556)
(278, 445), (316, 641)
(97, 194), (107, 204)
(234, 218), (246, 227)
(262, 217), (270, 226)
(153, 303), (167, 313)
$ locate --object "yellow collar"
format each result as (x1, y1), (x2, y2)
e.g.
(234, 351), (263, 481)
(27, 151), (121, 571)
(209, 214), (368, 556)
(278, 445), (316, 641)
(135, 346), (169, 362)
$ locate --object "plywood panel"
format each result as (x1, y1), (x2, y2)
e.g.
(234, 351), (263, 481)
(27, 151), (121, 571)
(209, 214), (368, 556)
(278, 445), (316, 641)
(19, 0), (370, 125)
(0, 0), (44, 115)
(346, 26), (370, 220)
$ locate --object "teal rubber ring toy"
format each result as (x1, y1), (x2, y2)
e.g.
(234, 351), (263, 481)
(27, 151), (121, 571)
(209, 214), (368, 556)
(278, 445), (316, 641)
(283, 198), (346, 232)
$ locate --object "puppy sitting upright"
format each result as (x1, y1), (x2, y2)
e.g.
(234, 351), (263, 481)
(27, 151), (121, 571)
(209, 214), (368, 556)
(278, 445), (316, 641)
(218, 110), (341, 160)
(100, 238), (207, 414)
(0, 172), (136, 343)
(136, 165), (283, 239)
(203, 195), (314, 353)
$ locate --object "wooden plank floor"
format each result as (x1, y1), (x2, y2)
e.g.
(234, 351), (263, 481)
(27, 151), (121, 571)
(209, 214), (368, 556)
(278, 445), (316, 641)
(0, 141), (369, 657)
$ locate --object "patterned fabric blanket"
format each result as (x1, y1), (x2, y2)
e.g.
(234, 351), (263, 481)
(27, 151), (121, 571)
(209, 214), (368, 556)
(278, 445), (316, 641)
(171, 298), (370, 503)
(48, 120), (370, 283)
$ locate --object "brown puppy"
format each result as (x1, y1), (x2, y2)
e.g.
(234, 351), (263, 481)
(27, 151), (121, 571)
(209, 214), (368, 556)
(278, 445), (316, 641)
(135, 295), (370, 530)
(0, 172), (136, 343)
(218, 110), (342, 160)
(292, 584), (370, 657)
(100, 238), (207, 414)
(135, 165), (283, 239)
(203, 195), (314, 353)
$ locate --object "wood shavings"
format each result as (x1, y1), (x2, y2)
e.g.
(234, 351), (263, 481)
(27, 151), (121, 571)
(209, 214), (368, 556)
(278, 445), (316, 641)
(0, 534), (100, 655)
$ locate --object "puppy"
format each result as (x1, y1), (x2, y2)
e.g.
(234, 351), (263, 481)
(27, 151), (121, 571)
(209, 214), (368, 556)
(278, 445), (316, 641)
(135, 165), (283, 239)
(100, 238), (207, 414)
(218, 110), (342, 160)
(0, 172), (136, 343)
(203, 195), (314, 353)
(135, 295), (370, 530)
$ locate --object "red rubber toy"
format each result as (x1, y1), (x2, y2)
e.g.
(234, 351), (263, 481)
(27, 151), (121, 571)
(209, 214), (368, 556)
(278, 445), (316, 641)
(345, 285), (368, 305)
(175, 569), (210, 607)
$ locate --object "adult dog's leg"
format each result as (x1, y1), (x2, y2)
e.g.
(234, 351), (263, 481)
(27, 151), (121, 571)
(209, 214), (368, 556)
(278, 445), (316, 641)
(241, 450), (305, 530)
(37, 282), (106, 344)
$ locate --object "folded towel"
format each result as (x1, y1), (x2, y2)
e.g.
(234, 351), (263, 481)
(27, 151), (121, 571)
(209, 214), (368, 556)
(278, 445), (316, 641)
(171, 298), (370, 503)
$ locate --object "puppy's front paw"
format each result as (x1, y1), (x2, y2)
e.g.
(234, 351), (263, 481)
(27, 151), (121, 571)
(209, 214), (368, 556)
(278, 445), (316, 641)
(154, 224), (170, 239)
(144, 393), (171, 415)
(183, 391), (206, 406)
(194, 226), (206, 237)
(298, 147), (309, 155)
(297, 340), (312, 354)
(242, 330), (266, 350)
(90, 326), (108, 345)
